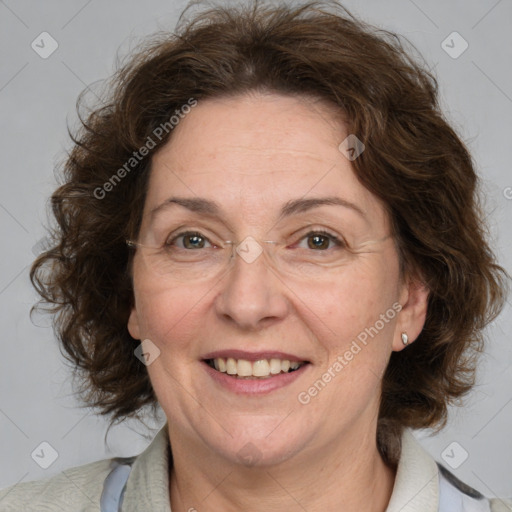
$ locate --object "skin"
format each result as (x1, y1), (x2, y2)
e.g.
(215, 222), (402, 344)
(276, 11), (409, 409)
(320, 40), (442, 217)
(128, 91), (429, 512)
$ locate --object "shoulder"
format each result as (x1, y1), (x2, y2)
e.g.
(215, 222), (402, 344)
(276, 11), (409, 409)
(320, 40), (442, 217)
(438, 462), (512, 511)
(0, 423), (170, 512)
(388, 428), (512, 512)
(0, 456), (131, 512)
(490, 499), (512, 512)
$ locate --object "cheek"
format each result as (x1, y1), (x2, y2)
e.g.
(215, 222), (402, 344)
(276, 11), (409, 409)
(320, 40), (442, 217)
(295, 262), (400, 416)
(131, 262), (206, 353)
(296, 255), (399, 345)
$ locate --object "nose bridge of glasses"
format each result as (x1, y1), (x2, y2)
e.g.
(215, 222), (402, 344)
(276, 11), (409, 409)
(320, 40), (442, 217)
(226, 236), (278, 265)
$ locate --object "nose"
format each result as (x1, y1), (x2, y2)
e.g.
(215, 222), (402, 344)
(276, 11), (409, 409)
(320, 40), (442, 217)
(213, 240), (290, 331)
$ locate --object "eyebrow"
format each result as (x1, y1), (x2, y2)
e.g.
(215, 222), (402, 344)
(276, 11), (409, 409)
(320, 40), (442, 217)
(149, 196), (367, 221)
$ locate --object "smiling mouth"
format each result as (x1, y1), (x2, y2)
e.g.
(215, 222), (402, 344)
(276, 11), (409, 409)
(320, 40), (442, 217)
(205, 357), (309, 379)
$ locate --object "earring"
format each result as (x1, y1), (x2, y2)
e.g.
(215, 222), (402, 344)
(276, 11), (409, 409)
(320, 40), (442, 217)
(401, 332), (409, 345)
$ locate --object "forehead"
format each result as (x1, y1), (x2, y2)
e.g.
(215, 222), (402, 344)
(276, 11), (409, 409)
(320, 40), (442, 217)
(145, 93), (388, 231)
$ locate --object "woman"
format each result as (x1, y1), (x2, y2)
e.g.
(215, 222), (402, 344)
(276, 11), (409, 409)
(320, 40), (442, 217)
(0, 1), (510, 510)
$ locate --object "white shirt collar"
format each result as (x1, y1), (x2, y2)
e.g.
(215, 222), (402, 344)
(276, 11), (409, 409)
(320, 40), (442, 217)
(386, 428), (439, 512)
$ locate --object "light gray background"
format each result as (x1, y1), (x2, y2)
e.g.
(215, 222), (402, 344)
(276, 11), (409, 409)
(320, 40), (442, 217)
(1, 0), (511, 498)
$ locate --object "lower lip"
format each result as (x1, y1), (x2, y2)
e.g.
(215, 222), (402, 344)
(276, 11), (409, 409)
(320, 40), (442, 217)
(202, 361), (310, 395)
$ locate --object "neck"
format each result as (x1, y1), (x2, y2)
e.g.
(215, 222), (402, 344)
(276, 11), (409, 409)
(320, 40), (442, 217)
(168, 421), (397, 512)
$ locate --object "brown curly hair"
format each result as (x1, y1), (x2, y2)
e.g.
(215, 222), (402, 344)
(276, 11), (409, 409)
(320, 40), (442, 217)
(30, 0), (508, 437)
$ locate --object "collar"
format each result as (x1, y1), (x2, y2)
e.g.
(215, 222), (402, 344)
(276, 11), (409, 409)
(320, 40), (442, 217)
(121, 422), (172, 512)
(120, 423), (439, 511)
(385, 428), (439, 512)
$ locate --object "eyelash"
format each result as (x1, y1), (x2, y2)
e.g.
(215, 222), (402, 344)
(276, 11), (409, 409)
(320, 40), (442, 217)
(165, 229), (346, 250)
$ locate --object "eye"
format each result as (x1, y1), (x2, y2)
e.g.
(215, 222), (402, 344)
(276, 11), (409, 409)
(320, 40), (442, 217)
(165, 231), (214, 250)
(295, 230), (345, 251)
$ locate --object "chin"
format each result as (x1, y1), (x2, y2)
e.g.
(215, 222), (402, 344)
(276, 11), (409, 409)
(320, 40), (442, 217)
(202, 419), (311, 468)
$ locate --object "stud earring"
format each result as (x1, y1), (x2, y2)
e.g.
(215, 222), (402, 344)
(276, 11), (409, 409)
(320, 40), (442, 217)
(401, 332), (409, 345)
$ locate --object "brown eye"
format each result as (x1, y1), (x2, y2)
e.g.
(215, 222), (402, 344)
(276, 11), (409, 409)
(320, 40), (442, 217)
(297, 230), (344, 251)
(307, 234), (330, 250)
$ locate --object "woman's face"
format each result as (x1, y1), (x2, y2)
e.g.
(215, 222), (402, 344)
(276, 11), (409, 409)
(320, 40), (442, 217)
(128, 92), (427, 466)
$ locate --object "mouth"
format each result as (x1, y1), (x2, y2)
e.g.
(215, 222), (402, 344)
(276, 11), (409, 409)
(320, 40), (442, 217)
(204, 357), (309, 379)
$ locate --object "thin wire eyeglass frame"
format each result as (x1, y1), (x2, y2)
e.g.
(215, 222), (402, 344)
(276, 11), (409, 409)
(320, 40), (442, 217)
(125, 235), (350, 276)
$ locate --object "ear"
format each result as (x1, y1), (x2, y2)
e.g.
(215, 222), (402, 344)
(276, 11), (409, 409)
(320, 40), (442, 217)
(127, 306), (141, 340)
(392, 273), (429, 352)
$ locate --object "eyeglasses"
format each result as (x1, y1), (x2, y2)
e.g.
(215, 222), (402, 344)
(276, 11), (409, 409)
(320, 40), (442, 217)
(126, 229), (392, 282)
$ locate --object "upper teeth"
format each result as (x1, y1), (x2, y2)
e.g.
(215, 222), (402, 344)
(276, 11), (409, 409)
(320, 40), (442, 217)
(211, 357), (303, 378)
